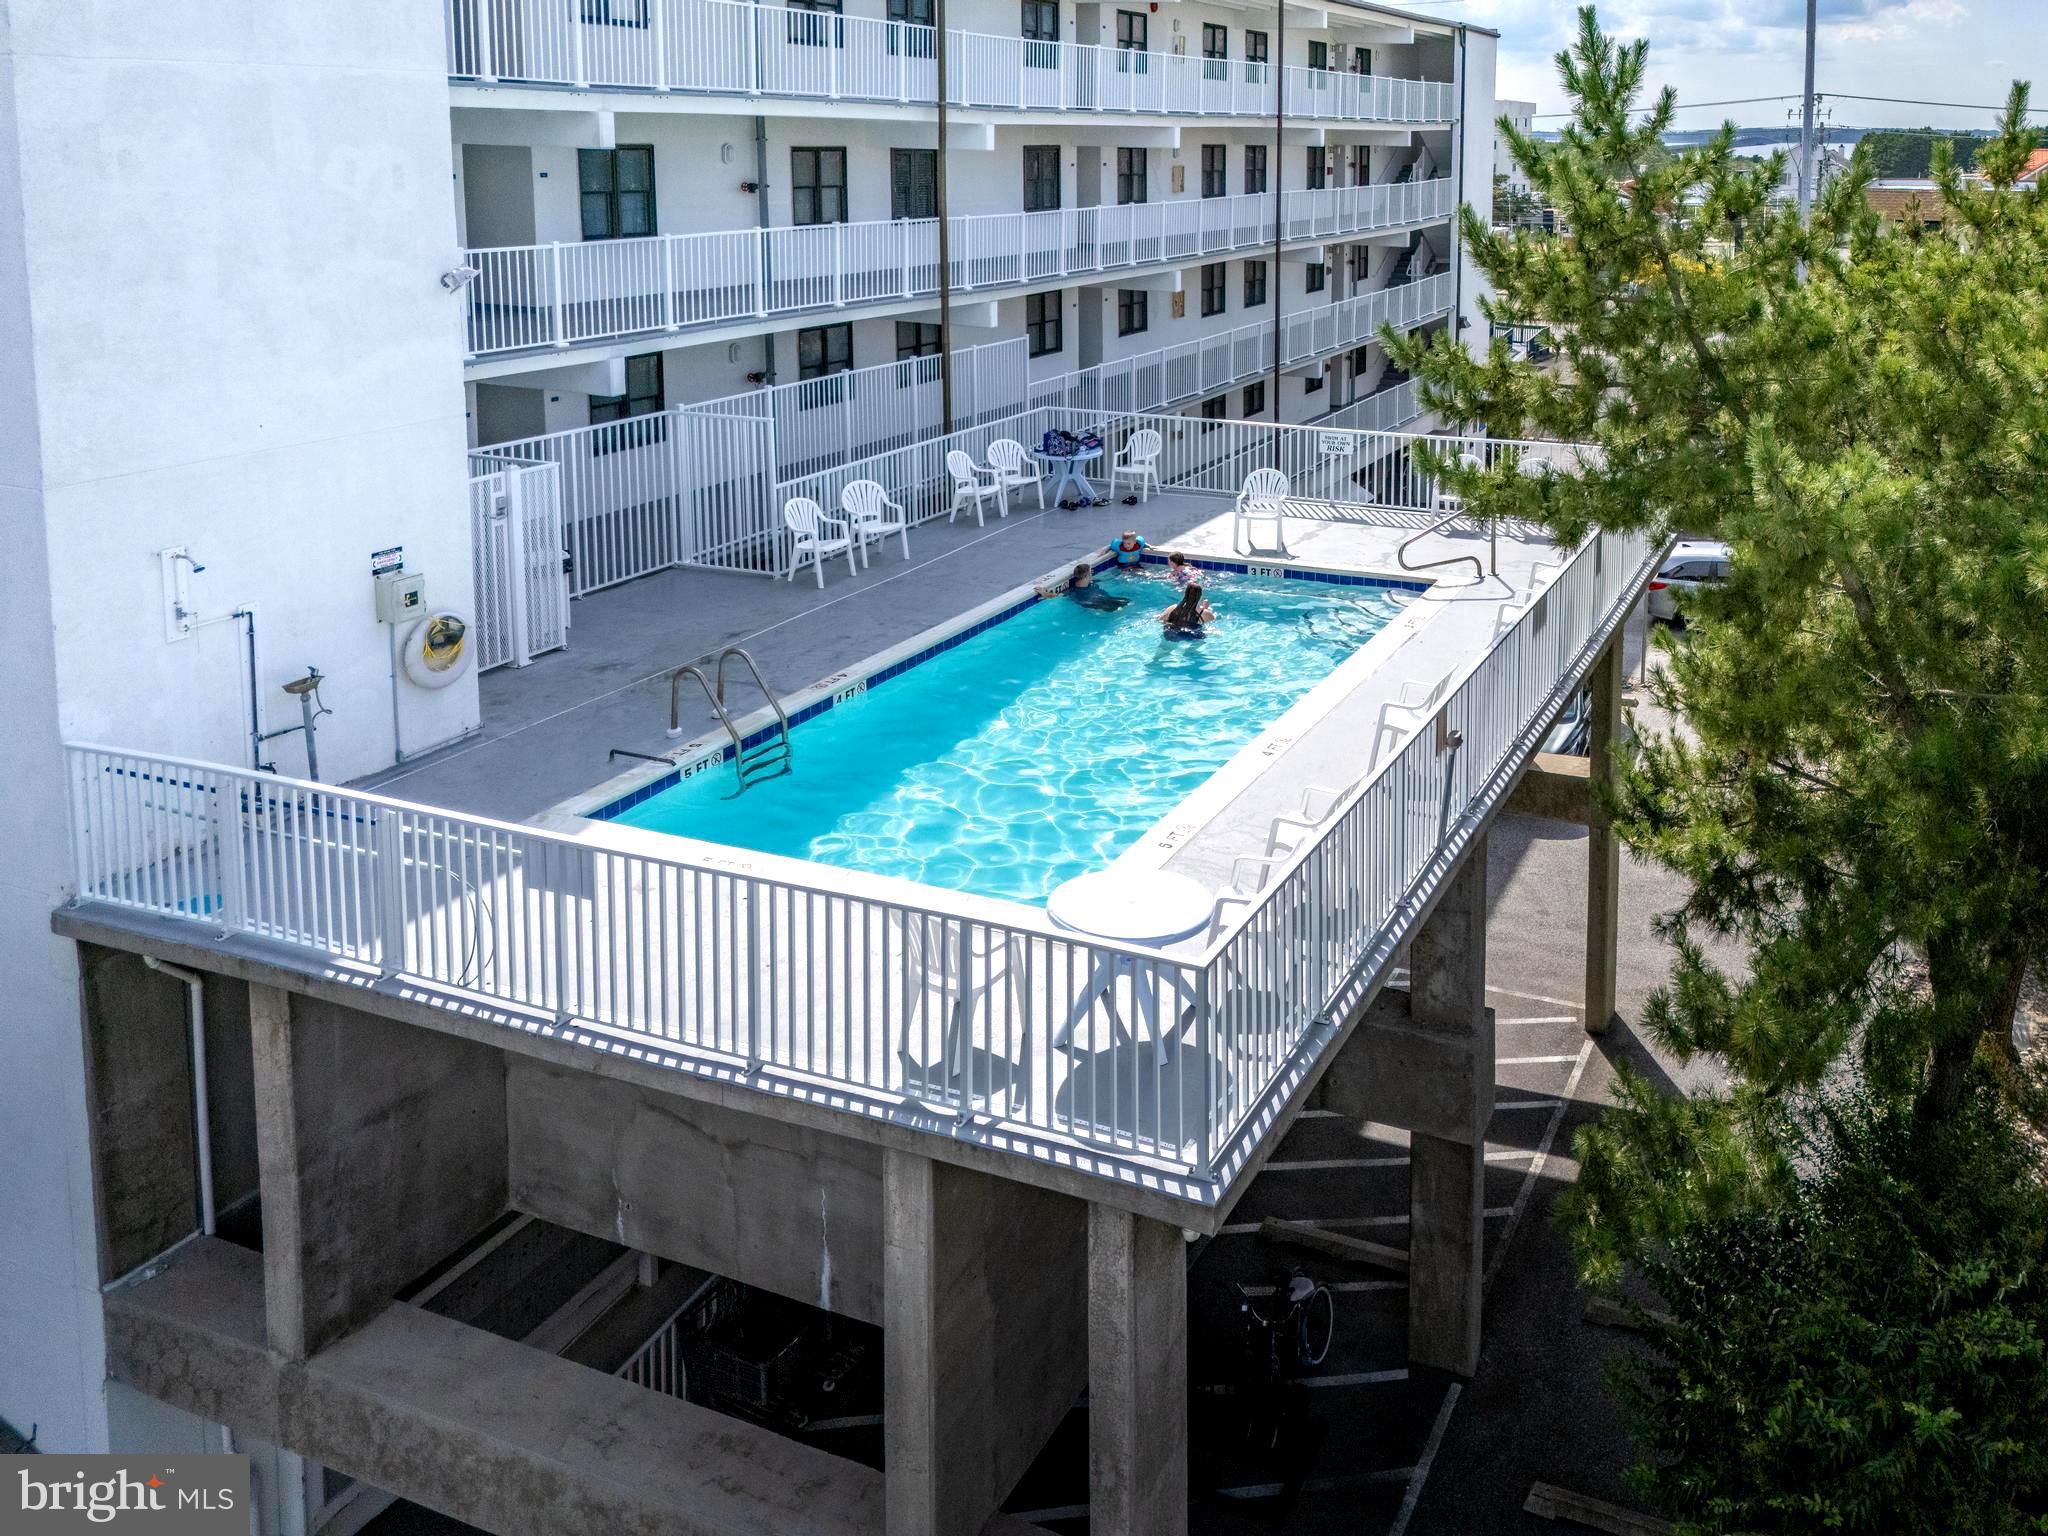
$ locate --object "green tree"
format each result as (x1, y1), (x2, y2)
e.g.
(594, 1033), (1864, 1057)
(1859, 126), (1982, 178)
(1388, 9), (2048, 1529)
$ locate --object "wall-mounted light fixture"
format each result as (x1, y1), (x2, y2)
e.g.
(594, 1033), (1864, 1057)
(440, 265), (480, 293)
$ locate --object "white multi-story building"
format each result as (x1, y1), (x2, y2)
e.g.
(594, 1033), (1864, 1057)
(1495, 96), (1534, 191)
(2, 0), (1496, 1506)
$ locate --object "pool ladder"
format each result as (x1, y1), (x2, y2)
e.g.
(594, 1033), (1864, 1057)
(667, 647), (792, 795)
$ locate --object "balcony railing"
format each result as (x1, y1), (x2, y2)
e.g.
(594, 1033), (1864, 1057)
(62, 412), (1648, 1198)
(445, 0), (1456, 122)
(465, 179), (1457, 357)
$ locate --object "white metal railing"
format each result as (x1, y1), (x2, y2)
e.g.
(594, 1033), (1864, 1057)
(62, 446), (1652, 1188)
(464, 180), (1457, 357)
(444, 0), (1456, 123)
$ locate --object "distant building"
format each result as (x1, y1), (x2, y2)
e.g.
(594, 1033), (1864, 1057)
(1865, 178), (1953, 231)
(1496, 98), (1537, 190)
(2017, 147), (2048, 185)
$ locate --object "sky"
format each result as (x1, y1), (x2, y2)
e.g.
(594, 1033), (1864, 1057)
(1444, 0), (2048, 134)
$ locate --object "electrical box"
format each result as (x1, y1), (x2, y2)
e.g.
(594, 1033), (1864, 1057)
(375, 569), (428, 624)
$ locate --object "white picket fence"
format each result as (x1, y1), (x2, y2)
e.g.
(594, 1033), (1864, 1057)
(62, 494), (1654, 1185)
(464, 180), (1458, 358)
(445, 0), (1456, 124)
(466, 457), (572, 669)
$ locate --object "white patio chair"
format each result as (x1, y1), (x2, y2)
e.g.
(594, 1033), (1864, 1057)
(1233, 467), (1291, 554)
(986, 438), (1046, 510)
(1109, 428), (1162, 502)
(840, 479), (911, 564)
(946, 449), (1008, 526)
(1370, 668), (1456, 766)
(782, 497), (859, 589)
(898, 916), (1028, 1097)
(1432, 450), (1486, 517)
(1492, 558), (1564, 639)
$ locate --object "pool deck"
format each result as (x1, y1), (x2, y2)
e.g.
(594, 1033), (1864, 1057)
(355, 489), (1563, 878)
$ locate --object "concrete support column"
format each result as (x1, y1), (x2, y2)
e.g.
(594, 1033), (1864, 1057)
(884, 1150), (1087, 1536)
(250, 985), (507, 1360)
(1406, 833), (1492, 1377)
(1584, 636), (1624, 1035)
(1087, 1204), (1187, 1536)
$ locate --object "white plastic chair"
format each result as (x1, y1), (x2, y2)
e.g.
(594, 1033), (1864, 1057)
(898, 916), (1028, 1096)
(986, 439), (1046, 510)
(840, 479), (911, 564)
(1492, 558), (1564, 638)
(1234, 467), (1291, 554)
(1110, 429), (1162, 502)
(782, 497), (858, 588)
(1433, 450), (1486, 516)
(946, 449), (1008, 525)
(1370, 669), (1456, 765)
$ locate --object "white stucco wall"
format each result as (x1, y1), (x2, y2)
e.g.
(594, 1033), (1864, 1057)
(0, 0), (474, 1454)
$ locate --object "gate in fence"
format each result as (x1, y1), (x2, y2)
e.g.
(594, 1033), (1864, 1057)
(467, 457), (572, 670)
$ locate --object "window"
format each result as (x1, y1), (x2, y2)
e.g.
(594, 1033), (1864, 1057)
(1116, 8), (1148, 72)
(1200, 262), (1225, 317)
(787, 0), (843, 47)
(1118, 288), (1149, 336)
(589, 352), (664, 453)
(1243, 259), (1267, 307)
(895, 322), (941, 360)
(798, 322), (853, 380)
(1197, 144), (1226, 199)
(1245, 29), (1267, 65)
(1305, 261), (1326, 293)
(1199, 395), (1227, 431)
(1351, 243), (1371, 283)
(1350, 343), (1371, 377)
(1353, 46), (1372, 73)
(1201, 23), (1227, 79)
(578, 146), (656, 240)
(1242, 380), (1265, 417)
(1023, 145), (1061, 213)
(1117, 146), (1148, 205)
(792, 147), (848, 225)
(1022, 0), (1059, 66)
(1243, 143), (1267, 195)
(1305, 146), (1326, 191)
(1307, 40), (1328, 71)
(891, 148), (936, 219)
(887, 0), (934, 56)
(1027, 290), (1063, 357)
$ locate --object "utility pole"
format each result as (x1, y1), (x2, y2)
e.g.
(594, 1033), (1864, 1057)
(936, 0), (954, 432)
(1797, 0), (1818, 219)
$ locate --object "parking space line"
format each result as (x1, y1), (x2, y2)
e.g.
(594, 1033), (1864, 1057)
(1388, 1383), (1461, 1536)
(1217, 1467), (1417, 1498)
(1493, 1098), (1560, 1111)
(1486, 1040), (1595, 1289)
(1301, 1368), (1410, 1388)
(1498, 1053), (1583, 1065)
(1496, 1013), (1582, 1027)
(1264, 1149), (1536, 1172)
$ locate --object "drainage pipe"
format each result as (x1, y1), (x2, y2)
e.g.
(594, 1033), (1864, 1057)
(142, 955), (214, 1238)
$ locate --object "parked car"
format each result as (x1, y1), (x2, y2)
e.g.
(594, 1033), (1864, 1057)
(1647, 539), (1731, 623)
(1542, 689), (1591, 756)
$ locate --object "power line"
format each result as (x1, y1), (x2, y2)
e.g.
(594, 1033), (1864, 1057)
(1531, 90), (2047, 122)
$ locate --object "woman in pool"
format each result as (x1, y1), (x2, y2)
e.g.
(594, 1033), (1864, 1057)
(1160, 583), (1216, 635)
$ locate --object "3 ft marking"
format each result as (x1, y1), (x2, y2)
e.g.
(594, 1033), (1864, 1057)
(833, 681), (868, 705)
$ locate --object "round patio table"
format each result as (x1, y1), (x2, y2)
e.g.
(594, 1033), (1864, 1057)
(1047, 870), (1213, 1063)
(1035, 444), (1106, 506)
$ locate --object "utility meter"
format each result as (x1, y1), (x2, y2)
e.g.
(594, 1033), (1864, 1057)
(375, 569), (428, 624)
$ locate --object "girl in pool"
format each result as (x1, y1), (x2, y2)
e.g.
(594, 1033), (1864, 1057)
(1165, 551), (1195, 586)
(1160, 584), (1216, 634)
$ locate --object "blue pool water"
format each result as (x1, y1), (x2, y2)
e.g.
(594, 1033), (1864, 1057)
(606, 569), (1410, 903)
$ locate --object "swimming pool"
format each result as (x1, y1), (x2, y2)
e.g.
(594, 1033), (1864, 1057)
(599, 565), (1414, 903)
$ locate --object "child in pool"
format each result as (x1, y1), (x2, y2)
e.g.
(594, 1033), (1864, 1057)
(1165, 551), (1195, 586)
(1111, 531), (1148, 568)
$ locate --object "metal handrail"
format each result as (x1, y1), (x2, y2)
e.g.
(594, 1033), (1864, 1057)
(714, 646), (790, 739)
(1396, 506), (1487, 583)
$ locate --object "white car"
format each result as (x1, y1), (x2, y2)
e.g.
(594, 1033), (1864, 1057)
(1647, 540), (1731, 623)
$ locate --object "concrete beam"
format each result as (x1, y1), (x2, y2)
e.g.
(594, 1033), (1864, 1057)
(252, 986), (508, 1358)
(1313, 989), (1496, 1145)
(1503, 753), (1595, 825)
(1585, 638), (1624, 1035)
(884, 1150), (1087, 1536)
(506, 1056), (883, 1323)
(1087, 1206), (1187, 1536)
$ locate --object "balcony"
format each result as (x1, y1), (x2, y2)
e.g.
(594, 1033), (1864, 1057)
(465, 179), (1457, 359)
(445, 0), (1457, 123)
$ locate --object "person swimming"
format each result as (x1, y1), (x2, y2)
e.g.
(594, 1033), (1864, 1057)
(1036, 563), (1127, 611)
(1165, 551), (1195, 587)
(1160, 583), (1216, 634)
(1111, 531), (1148, 568)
